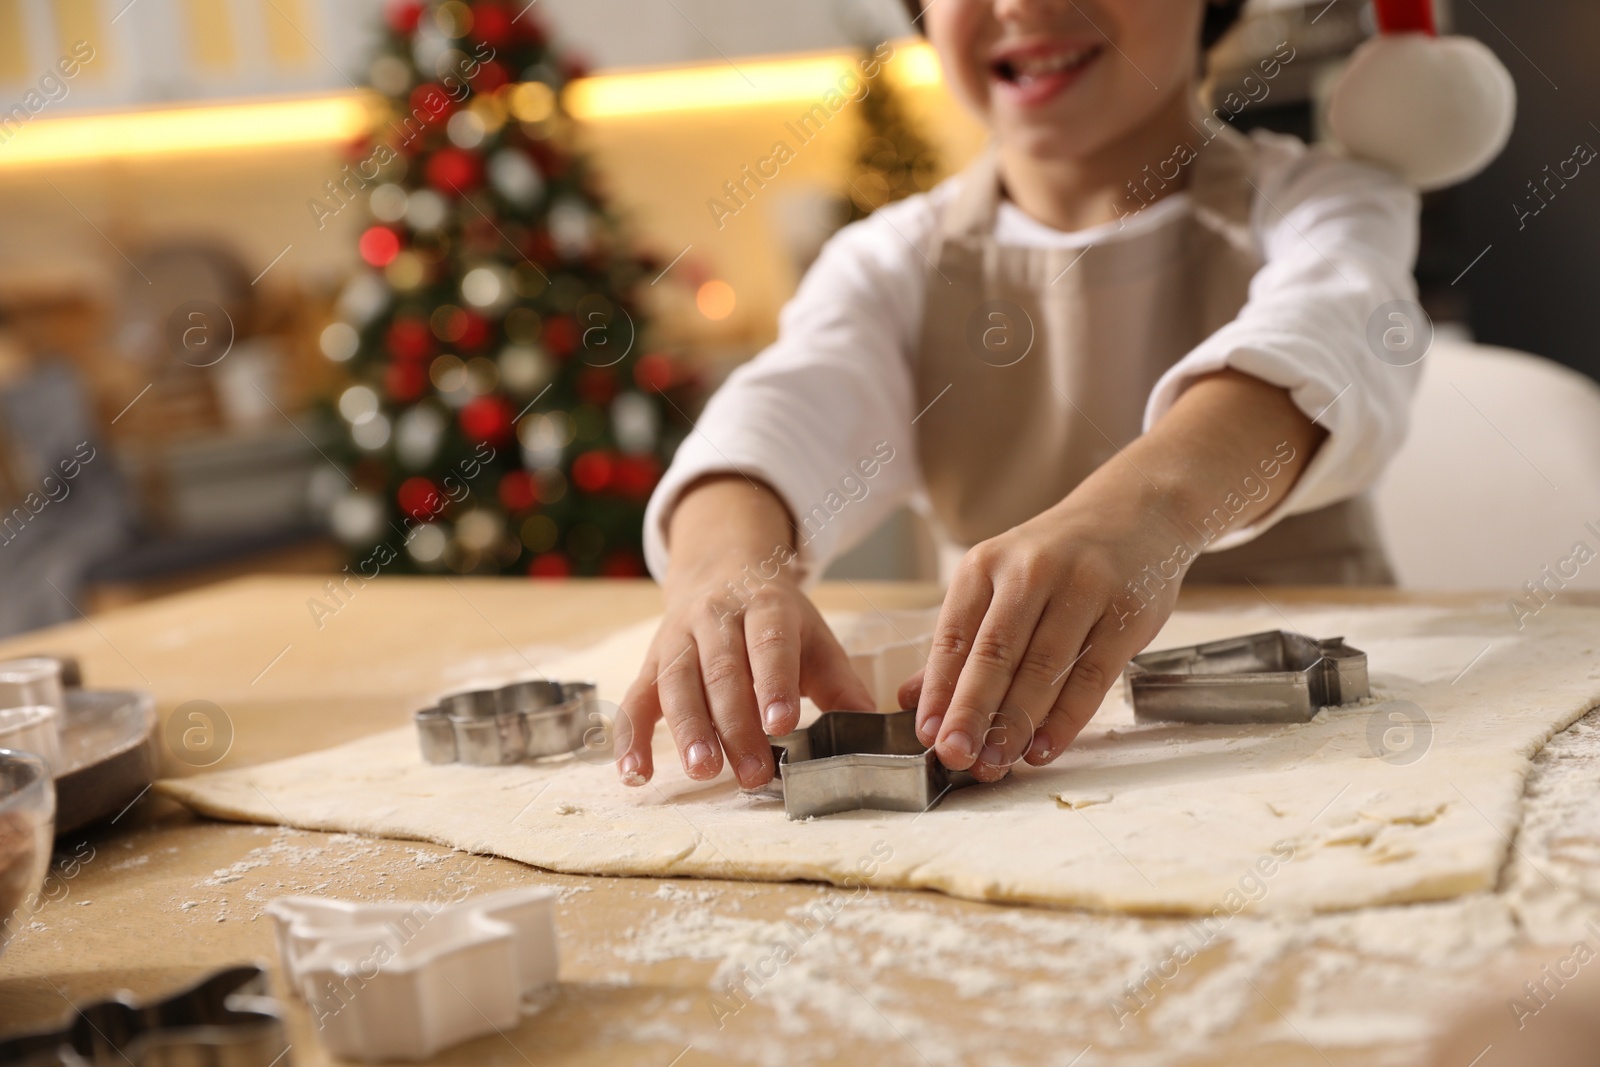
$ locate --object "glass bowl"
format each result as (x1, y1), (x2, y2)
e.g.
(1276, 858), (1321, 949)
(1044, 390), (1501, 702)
(0, 657), (65, 717)
(0, 705), (62, 773)
(0, 749), (55, 960)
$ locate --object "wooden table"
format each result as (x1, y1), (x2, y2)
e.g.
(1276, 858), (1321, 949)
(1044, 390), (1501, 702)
(0, 578), (1583, 1065)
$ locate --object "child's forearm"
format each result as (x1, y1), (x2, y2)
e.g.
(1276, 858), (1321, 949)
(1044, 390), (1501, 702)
(663, 474), (798, 587)
(1114, 368), (1327, 543)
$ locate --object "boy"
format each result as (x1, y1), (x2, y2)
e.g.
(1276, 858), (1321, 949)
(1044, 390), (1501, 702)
(618, 0), (1421, 792)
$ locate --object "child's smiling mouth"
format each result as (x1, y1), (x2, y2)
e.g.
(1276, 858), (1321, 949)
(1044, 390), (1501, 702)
(989, 41), (1104, 107)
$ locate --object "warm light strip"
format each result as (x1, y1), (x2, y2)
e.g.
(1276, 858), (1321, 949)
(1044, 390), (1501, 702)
(564, 41), (943, 120)
(0, 42), (944, 167)
(0, 94), (371, 167)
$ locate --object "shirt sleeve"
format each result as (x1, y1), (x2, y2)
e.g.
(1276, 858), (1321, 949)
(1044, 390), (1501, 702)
(641, 194), (939, 585)
(1142, 131), (1424, 552)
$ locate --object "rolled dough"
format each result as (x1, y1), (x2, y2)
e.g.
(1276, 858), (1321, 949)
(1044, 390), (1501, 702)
(158, 603), (1600, 915)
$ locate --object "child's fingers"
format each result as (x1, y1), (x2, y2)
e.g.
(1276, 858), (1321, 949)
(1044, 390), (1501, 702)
(691, 614), (774, 788)
(933, 576), (1047, 772)
(896, 668), (925, 712)
(1025, 618), (1137, 765)
(974, 597), (1093, 779)
(914, 560), (994, 746)
(744, 590), (803, 737)
(655, 636), (723, 781)
(798, 612), (876, 713)
(616, 663), (663, 786)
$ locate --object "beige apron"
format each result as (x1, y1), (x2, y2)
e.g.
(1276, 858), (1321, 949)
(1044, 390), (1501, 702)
(912, 125), (1395, 585)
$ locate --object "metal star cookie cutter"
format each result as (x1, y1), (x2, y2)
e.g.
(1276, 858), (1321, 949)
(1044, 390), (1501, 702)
(415, 678), (598, 765)
(266, 886), (559, 1062)
(1123, 629), (1369, 725)
(0, 964), (290, 1067)
(760, 710), (977, 820)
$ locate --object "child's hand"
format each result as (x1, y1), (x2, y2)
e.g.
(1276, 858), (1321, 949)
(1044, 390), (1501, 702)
(905, 468), (1181, 783)
(906, 370), (1323, 783)
(615, 476), (875, 789)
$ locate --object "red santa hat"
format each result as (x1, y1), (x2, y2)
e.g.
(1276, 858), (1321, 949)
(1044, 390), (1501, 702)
(1326, 0), (1516, 190)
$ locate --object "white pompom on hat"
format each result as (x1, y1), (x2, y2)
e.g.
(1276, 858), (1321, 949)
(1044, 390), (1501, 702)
(1326, 0), (1516, 190)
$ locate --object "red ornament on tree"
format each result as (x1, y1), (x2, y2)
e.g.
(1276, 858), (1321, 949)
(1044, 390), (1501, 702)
(385, 0), (423, 33)
(571, 450), (613, 494)
(470, 2), (514, 47)
(611, 454), (661, 499)
(522, 228), (558, 265)
(397, 476), (441, 520)
(470, 60), (510, 93)
(359, 226), (402, 267)
(385, 362), (428, 403)
(633, 352), (674, 392)
(409, 84), (455, 125)
(543, 315), (579, 358)
(456, 310), (491, 351)
(386, 317), (435, 362)
(426, 148), (484, 195)
(497, 470), (537, 512)
(528, 552), (571, 578)
(576, 366), (616, 406)
(601, 549), (645, 578)
(460, 394), (515, 445)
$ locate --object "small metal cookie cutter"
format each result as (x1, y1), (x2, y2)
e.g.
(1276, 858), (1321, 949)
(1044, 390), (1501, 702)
(267, 887), (558, 1062)
(415, 679), (598, 765)
(1124, 630), (1369, 725)
(0, 964), (289, 1067)
(761, 710), (976, 820)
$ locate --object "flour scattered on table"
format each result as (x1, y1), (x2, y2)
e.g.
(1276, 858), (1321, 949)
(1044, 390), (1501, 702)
(652, 882), (720, 904)
(405, 848), (448, 868)
(593, 704), (1600, 1067)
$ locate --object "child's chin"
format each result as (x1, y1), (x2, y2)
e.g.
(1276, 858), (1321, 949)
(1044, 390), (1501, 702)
(996, 116), (1103, 161)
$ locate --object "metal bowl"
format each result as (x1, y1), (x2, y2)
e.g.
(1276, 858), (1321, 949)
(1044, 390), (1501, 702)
(0, 749), (55, 960)
(55, 689), (158, 835)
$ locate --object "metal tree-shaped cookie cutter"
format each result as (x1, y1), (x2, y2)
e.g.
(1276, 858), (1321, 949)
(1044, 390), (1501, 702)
(414, 679), (599, 765)
(1123, 630), (1369, 725)
(0, 964), (289, 1067)
(757, 710), (977, 820)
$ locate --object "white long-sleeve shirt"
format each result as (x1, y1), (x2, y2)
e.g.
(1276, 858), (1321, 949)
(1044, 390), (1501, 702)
(644, 130), (1423, 585)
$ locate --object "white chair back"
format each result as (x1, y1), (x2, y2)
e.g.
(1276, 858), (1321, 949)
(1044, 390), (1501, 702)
(1374, 339), (1600, 591)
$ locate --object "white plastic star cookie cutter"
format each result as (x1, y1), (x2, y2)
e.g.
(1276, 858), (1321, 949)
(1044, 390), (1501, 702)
(265, 886), (558, 1061)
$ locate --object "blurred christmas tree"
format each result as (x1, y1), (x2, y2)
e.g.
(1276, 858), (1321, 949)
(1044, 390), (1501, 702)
(315, 0), (683, 579)
(844, 43), (942, 223)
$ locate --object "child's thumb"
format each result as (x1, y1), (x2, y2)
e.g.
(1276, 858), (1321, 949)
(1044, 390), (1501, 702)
(896, 668), (925, 712)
